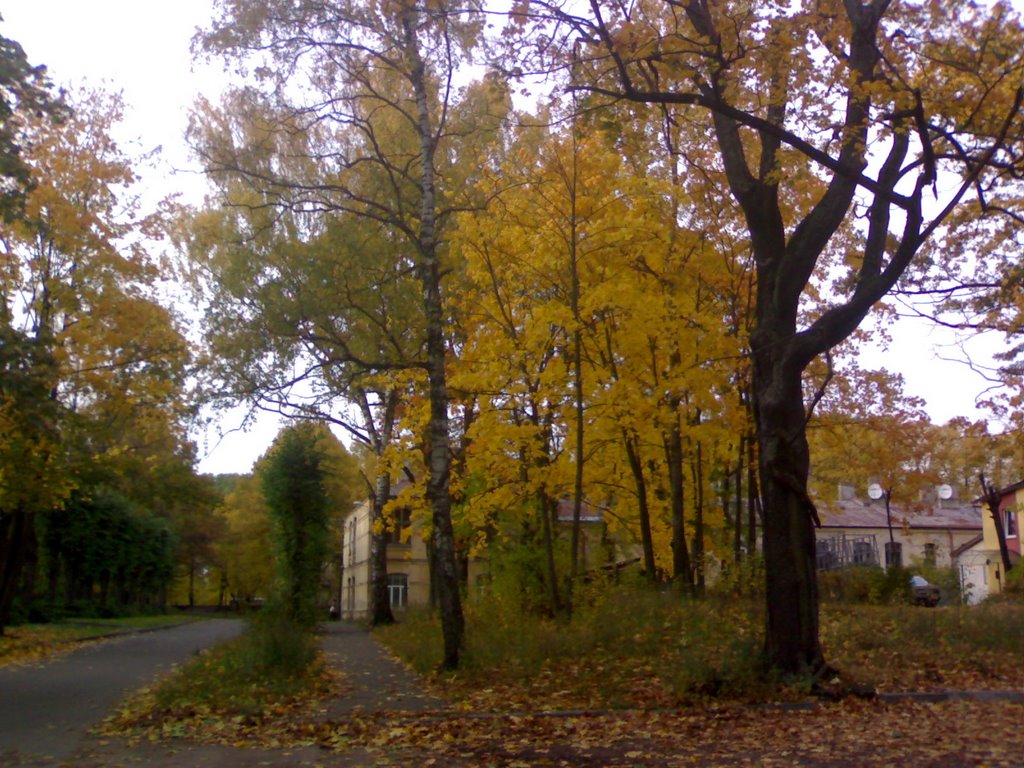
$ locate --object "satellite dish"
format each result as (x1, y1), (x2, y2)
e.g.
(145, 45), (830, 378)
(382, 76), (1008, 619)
(867, 483), (884, 500)
(938, 484), (953, 500)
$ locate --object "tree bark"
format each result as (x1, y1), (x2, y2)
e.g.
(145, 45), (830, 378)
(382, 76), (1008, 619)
(404, 4), (464, 668)
(369, 473), (395, 625)
(665, 419), (692, 590)
(539, 491), (561, 615)
(623, 431), (657, 580)
(733, 435), (743, 565)
(754, 359), (824, 674)
(981, 475), (1013, 577)
(690, 438), (706, 596)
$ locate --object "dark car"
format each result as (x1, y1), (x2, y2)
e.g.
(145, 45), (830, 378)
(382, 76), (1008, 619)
(910, 575), (940, 607)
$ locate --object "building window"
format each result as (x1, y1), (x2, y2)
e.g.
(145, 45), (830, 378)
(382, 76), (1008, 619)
(386, 508), (412, 545)
(1006, 509), (1018, 538)
(347, 518), (357, 565)
(924, 542), (937, 567)
(387, 573), (408, 608)
(885, 541), (902, 569)
(852, 540), (874, 566)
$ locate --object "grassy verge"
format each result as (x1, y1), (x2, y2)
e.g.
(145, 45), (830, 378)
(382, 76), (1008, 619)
(0, 613), (198, 668)
(105, 614), (343, 745)
(376, 585), (1024, 711)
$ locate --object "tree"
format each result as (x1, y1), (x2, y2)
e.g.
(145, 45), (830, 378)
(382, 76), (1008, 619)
(0, 25), (65, 221)
(512, 0), (1024, 675)
(193, 0), (509, 667)
(0, 87), (189, 633)
(261, 422), (342, 627)
(216, 474), (276, 605)
(180, 165), (423, 626)
(0, 28), (65, 634)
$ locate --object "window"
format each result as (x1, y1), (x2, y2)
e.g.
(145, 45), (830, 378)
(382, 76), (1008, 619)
(1006, 509), (1018, 538)
(387, 573), (408, 608)
(924, 542), (937, 567)
(347, 518), (357, 565)
(885, 541), (902, 569)
(386, 508), (412, 545)
(852, 540), (874, 566)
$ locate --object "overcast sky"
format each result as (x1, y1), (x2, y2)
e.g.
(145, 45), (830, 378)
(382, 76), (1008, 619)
(1, 2), (1006, 476)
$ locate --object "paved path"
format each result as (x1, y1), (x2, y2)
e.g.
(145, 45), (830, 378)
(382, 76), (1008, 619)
(0, 619), (244, 765)
(0, 620), (445, 767)
(318, 621), (444, 716)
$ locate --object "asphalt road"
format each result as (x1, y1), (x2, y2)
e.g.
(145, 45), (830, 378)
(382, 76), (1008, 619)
(0, 619), (244, 764)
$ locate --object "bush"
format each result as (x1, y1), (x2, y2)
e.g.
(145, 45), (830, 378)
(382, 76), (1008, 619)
(379, 582), (771, 704)
(998, 565), (1024, 598)
(152, 611), (318, 717)
(246, 609), (317, 677)
(819, 566), (912, 605)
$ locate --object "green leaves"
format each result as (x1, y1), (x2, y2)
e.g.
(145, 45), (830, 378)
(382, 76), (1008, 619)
(260, 422), (344, 627)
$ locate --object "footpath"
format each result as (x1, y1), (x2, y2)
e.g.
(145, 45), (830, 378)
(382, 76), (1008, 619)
(0, 621), (447, 768)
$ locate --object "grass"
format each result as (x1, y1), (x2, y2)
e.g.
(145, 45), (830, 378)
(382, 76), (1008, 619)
(151, 613), (322, 718)
(0, 613), (198, 667)
(376, 584), (1024, 711)
(822, 601), (1024, 691)
(106, 612), (342, 744)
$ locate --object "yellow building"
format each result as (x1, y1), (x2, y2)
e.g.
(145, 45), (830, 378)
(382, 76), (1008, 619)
(980, 480), (1023, 597)
(339, 494), (632, 618)
(340, 498), (431, 619)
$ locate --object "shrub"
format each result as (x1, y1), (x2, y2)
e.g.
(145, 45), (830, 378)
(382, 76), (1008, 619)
(152, 612), (318, 717)
(999, 565), (1024, 597)
(819, 566), (912, 605)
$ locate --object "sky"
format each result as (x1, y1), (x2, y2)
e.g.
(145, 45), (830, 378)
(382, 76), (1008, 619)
(1, 1), (1008, 475)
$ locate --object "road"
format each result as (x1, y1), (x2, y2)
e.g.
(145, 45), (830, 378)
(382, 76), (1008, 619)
(0, 619), (244, 764)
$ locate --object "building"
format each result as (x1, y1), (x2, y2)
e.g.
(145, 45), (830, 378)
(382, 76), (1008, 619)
(980, 480), (1024, 596)
(340, 497), (442, 619)
(815, 483), (989, 603)
(339, 492), (632, 618)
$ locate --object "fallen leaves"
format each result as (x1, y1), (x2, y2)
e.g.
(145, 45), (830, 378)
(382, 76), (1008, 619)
(96, 599), (1024, 766)
(0, 625), (107, 668)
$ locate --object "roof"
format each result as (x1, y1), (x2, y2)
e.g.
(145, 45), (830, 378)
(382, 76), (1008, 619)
(555, 498), (604, 524)
(817, 497), (983, 531)
(951, 534), (985, 558)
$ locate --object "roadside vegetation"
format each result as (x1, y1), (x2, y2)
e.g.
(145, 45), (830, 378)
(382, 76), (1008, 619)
(105, 423), (346, 740)
(377, 579), (1024, 710)
(100, 580), (1024, 766)
(106, 612), (342, 744)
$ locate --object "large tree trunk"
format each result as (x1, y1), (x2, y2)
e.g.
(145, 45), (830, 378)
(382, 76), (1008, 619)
(755, 362), (824, 675)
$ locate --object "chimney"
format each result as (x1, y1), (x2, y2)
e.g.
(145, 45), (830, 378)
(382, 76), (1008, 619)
(838, 483), (856, 502)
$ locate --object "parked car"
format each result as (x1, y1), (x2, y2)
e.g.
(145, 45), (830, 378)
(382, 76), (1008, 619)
(910, 575), (941, 607)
